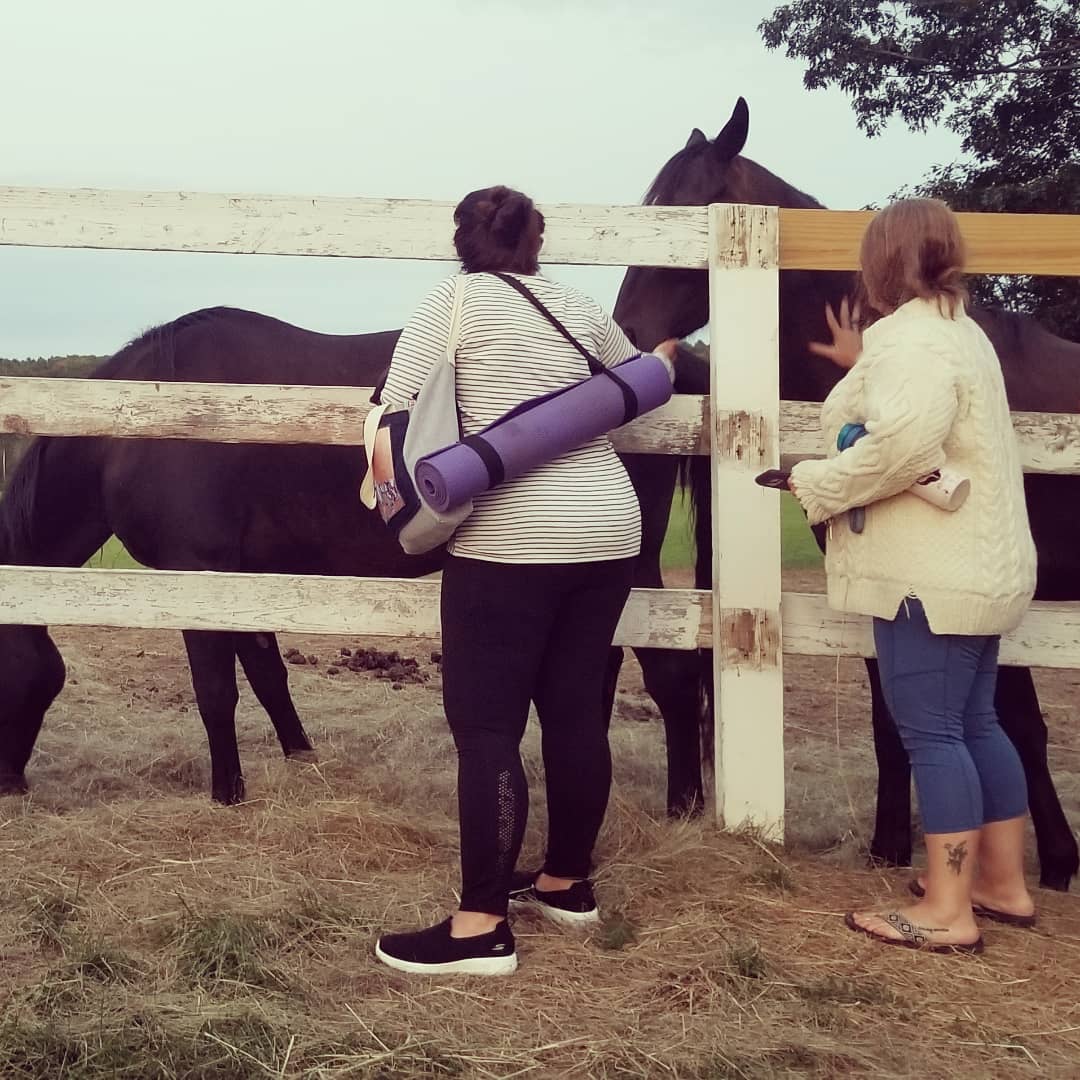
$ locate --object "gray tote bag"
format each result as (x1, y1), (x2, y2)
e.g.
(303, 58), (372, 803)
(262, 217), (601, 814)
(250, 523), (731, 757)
(360, 275), (473, 554)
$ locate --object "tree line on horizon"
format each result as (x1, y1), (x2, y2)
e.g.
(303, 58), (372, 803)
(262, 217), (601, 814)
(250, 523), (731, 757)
(0, 354), (106, 486)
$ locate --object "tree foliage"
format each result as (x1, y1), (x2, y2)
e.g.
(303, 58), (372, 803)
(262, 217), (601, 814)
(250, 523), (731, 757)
(760, 0), (1080, 338)
(0, 354), (102, 378)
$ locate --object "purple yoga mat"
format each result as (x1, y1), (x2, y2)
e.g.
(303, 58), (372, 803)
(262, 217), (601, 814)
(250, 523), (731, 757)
(414, 353), (673, 512)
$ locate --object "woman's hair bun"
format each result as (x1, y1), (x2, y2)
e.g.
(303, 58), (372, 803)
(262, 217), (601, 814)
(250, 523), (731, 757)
(489, 190), (532, 244)
(453, 185), (544, 275)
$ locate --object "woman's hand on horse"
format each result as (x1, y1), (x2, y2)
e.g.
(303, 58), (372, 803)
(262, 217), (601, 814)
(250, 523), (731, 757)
(809, 298), (862, 369)
(652, 338), (679, 362)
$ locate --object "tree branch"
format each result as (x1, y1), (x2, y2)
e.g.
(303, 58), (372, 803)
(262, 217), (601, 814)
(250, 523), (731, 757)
(857, 43), (1080, 76)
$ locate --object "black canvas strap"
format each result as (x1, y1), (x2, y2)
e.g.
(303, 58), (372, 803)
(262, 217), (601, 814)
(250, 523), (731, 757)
(462, 434), (505, 486)
(490, 272), (640, 424)
(491, 272), (604, 373)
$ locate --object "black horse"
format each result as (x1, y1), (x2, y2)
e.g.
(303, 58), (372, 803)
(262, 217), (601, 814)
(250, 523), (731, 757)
(613, 97), (1080, 891)
(0, 310), (707, 814)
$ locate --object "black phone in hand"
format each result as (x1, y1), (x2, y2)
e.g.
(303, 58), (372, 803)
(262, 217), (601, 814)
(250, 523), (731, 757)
(754, 469), (791, 490)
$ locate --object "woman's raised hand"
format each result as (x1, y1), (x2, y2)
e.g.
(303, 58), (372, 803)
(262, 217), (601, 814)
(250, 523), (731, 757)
(652, 338), (679, 362)
(809, 297), (862, 370)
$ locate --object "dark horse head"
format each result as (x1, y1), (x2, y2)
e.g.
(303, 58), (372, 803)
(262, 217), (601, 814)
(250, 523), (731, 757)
(614, 97), (852, 405)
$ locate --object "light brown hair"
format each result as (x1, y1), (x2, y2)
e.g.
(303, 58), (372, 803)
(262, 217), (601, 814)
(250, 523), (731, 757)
(858, 198), (969, 319)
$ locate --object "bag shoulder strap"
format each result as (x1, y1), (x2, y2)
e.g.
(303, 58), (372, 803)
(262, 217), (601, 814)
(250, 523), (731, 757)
(490, 272), (605, 376)
(445, 274), (466, 367)
(359, 402), (389, 509)
(489, 271), (641, 424)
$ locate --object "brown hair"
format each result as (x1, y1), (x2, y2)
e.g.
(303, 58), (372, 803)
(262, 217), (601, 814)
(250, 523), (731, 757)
(453, 186), (545, 275)
(858, 197), (969, 319)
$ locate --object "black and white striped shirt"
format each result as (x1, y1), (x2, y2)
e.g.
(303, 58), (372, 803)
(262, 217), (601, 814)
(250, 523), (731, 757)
(381, 272), (642, 563)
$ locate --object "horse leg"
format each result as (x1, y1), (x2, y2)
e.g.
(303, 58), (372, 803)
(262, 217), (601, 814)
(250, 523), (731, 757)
(601, 606), (701, 814)
(864, 657), (914, 867)
(618, 453), (703, 815)
(182, 629), (245, 804)
(233, 631), (316, 761)
(633, 647), (705, 816)
(0, 626), (66, 793)
(0, 438), (113, 793)
(626, 515), (704, 815)
(994, 665), (1079, 892)
(600, 646), (625, 735)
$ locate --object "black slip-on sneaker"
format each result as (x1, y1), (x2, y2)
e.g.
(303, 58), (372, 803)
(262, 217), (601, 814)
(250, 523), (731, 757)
(375, 918), (517, 975)
(508, 870), (600, 927)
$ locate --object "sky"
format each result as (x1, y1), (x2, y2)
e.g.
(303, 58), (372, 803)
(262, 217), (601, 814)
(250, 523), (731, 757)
(0, 0), (962, 359)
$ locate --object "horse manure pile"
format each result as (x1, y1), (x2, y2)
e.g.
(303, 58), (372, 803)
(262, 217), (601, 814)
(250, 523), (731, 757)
(283, 648), (321, 668)
(283, 645), (433, 690)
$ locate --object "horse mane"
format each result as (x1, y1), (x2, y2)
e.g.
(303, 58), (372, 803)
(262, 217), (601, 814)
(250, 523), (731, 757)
(726, 157), (826, 211)
(643, 145), (707, 204)
(643, 145), (826, 211)
(975, 304), (1078, 348)
(0, 439), (45, 562)
(91, 307), (232, 381)
(976, 306), (1031, 350)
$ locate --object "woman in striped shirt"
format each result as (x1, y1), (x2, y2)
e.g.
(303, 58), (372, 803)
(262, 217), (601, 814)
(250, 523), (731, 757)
(375, 186), (676, 975)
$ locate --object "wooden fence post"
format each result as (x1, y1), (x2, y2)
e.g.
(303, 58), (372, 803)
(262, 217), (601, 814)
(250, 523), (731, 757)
(708, 202), (784, 841)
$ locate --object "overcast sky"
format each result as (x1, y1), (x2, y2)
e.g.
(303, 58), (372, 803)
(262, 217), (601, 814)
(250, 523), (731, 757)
(0, 0), (962, 359)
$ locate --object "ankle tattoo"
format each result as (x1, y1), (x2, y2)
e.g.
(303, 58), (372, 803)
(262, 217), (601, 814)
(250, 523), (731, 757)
(945, 840), (969, 876)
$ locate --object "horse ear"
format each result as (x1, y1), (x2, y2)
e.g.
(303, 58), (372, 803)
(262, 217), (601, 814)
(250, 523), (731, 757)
(714, 97), (749, 161)
(685, 127), (708, 149)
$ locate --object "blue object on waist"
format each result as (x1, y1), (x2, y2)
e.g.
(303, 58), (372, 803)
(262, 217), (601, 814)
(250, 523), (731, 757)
(836, 423), (867, 532)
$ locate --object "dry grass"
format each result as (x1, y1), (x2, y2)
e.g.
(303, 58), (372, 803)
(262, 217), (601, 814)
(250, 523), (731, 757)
(1, 617), (1079, 1079)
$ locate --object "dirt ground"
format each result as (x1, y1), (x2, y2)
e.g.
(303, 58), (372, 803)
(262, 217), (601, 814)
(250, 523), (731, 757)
(1, 566), (1079, 1078)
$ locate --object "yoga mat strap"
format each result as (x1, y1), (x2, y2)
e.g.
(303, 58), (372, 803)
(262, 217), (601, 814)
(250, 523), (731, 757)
(462, 434), (505, 487)
(598, 367), (640, 426)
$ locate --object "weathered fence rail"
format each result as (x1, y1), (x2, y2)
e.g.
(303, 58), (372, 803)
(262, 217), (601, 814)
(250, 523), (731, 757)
(4, 187), (1079, 274)
(4, 379), (1080, 472)
(2, 183), (1078, 841)
(3, 566), (1075, 670)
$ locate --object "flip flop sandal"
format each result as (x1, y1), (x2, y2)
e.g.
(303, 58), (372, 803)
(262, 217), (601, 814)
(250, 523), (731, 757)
(908, 879), (1037, 928)
(845, 911), (985, 954)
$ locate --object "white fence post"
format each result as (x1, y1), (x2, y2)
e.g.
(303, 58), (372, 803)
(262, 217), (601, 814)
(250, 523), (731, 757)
(708, 203), (784, 841)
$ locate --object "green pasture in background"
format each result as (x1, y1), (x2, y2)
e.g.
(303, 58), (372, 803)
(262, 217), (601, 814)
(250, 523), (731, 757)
(81, 495), (824, 574)
(659, 491), (822, 572)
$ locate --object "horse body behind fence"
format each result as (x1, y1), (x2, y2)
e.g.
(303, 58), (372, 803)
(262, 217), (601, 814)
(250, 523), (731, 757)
(613, 97), (1080, 890)
(0, 306), (708, 813)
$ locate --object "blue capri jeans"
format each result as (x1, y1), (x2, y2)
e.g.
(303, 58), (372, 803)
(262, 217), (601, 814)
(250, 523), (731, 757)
(872, 598), (1028, 834)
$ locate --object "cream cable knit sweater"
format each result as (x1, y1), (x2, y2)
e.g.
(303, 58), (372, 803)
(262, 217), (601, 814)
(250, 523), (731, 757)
(790, 297), (1036, 636)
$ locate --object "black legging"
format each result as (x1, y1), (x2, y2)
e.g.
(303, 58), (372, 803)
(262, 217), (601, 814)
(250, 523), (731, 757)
(440, 555), (635, 917)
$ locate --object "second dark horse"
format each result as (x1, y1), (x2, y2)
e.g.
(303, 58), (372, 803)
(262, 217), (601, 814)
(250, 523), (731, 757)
(613, 97), (1079, 891)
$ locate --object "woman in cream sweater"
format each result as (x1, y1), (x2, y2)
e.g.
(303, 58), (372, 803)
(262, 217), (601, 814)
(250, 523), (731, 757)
(789, 198), (1038, 953)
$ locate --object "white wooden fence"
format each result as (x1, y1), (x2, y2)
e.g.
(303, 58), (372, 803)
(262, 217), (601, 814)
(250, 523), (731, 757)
(2, 186), (1079, 841)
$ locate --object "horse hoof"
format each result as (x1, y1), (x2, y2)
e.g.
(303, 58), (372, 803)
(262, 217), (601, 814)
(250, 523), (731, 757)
(867, 848), (912, 870)
(666, 796), (705, 820)
(0, 773), (29, 796)
(211, 779), (246, 806)
(287, 749), (319, 764)
(1038, 866), (1077, 893)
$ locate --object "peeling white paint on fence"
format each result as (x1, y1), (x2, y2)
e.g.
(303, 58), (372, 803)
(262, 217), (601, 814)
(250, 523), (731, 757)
(1, 186), (1077, 841)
